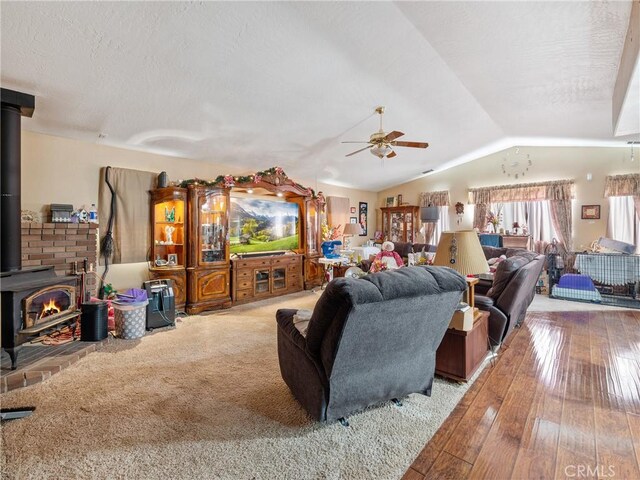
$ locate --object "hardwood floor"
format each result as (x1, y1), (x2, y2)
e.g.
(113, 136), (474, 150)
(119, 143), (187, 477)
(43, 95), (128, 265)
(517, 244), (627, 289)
(405, 310), (640, 480)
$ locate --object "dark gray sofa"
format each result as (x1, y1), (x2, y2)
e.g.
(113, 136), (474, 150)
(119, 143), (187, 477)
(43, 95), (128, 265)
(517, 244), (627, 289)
(276, 266), (466, 422)
(475, 250), (545, 349)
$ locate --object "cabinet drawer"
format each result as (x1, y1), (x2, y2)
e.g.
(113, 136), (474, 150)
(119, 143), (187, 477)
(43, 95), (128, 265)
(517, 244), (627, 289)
(273, 256), (296, 266)
(236, 278), (253, 290)
(236, 259), (270, 268)
(287, 264), (301, 274)
(236, 269), (253, 280)
(288, 273), (301, 285)
(236, 289), (253, 300)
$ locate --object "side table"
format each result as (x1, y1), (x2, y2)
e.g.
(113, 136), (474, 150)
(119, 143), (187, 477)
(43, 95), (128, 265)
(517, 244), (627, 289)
(435, 310), (489, 382)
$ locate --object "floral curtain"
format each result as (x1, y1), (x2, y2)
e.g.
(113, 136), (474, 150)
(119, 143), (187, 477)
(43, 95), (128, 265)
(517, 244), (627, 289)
(473, 204), (489, 231)
(419, 190), (450, 244)
(469, 180), (575, 204)
(604, 174), (640, 197)
(604, 173), (640, 221)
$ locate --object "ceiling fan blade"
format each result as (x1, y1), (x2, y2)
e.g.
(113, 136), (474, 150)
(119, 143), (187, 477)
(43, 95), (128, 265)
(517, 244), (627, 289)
(383, 130), (404, 142)
(386, 150), (397, 158)
(341, 141), (371, 144)
(345, 145), (372, 157)
(391, 141), (429, 149)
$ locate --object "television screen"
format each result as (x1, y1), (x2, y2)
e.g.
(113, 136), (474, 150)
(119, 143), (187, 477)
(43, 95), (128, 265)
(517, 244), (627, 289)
(230, 197), (300, 254)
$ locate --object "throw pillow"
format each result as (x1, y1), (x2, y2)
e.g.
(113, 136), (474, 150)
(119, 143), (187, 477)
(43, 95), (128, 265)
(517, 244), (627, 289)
(293, 309), (313, 337)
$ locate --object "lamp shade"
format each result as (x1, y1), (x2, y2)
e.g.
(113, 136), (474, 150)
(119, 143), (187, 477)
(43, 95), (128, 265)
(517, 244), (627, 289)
(433, 230), (489, 275)
(420, 206), (440, 223)
(343, 223), (363, 235)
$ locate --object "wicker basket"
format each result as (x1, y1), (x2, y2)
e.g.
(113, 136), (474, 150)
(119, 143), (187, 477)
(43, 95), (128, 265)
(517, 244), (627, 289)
(113, 300), (148, 339)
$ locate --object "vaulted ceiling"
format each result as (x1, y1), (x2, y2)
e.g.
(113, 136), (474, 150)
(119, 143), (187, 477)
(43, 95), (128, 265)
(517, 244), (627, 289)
(1, 1), (635, 191)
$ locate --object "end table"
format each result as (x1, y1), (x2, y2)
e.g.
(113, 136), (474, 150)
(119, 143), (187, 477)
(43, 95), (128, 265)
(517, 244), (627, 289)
(435, 309), (489, 382)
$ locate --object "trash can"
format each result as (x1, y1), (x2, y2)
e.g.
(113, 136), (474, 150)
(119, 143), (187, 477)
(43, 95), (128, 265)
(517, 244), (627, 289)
(80, 300), (109, 341)
(113, 288), (148, 340)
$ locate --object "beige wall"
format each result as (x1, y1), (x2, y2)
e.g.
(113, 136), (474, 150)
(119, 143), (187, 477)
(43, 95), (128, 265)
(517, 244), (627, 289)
(20, 131), (376, 289)
(378, 146), (640, 250)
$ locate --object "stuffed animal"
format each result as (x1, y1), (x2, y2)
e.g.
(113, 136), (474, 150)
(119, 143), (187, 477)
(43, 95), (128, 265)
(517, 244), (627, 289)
(369, 241), (404, 272)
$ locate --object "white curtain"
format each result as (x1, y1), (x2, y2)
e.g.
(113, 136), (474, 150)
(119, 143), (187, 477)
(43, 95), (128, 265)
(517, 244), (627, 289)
(608, 196), (640, 252)
(490, 200), (558, 252)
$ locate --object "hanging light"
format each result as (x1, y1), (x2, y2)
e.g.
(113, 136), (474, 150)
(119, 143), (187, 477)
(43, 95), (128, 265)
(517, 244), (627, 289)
(370, 144), (392, 158)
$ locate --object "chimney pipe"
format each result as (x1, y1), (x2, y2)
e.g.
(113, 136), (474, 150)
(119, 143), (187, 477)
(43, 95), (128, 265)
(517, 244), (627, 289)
(1, 88), (35, 272)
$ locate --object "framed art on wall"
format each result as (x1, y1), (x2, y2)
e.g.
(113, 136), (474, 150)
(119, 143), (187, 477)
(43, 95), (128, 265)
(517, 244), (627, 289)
(350, 207), (356, 214)
(581, 205), (600, 220)
(350, 217), (357, 224)
(359, 202), (368, 236)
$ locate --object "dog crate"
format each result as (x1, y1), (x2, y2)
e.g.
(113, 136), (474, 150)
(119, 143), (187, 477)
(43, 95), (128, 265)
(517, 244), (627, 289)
(551, 252), (640, 309)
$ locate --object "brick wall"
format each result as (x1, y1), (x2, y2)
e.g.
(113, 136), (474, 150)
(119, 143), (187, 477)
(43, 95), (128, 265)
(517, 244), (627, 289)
(21, 222), (99, 276)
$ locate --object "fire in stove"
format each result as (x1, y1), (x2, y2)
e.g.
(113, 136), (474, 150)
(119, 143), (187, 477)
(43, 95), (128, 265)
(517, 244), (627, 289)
(40, 298), (62, 319)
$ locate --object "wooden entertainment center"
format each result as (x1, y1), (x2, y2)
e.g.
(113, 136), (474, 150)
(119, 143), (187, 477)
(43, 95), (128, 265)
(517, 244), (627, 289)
(149, 167), (325, 313)
(231, 254), (303, 304)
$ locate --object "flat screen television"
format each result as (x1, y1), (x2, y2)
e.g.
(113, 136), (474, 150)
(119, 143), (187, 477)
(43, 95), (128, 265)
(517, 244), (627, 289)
(230, 196), (300, 254)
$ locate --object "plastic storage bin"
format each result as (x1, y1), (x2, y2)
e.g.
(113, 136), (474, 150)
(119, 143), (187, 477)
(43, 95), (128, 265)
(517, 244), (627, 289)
(113, 300), (148, 339)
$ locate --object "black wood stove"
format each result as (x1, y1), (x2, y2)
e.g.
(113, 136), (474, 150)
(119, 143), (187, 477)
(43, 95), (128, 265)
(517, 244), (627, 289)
(1, 266), (80, 369)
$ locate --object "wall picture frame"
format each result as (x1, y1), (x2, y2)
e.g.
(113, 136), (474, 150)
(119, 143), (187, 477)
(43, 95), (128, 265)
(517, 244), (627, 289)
(581, 205), (600, 220)
(385, 196), (395, 207)
(350, 217), (357, 224)
(350, 206), (356, 214)
(358, 202), (368, 236)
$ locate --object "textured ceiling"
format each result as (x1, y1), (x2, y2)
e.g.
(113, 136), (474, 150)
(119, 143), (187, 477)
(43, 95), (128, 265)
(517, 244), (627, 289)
(0, 1), (634, 191)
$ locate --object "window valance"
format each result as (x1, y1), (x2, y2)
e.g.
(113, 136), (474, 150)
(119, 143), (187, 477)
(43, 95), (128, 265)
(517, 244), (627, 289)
(418, 190), (450, 207)
(469, 180), (575, 204)
(604, 174), (640, 197)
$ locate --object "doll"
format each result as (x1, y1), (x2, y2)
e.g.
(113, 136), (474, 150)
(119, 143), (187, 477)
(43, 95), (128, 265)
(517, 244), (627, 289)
(369, 241), (404, 272)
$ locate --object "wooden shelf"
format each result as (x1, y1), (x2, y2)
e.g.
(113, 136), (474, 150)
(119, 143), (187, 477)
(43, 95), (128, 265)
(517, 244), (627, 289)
(155, 222), (184, 225)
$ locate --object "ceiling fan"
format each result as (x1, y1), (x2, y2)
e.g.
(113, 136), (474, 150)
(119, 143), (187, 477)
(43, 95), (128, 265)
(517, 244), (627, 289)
(342, 106), (429, 159)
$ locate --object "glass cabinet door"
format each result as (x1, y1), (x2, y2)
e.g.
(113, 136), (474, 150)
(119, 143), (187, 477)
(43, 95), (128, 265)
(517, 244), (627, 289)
(390, 212), (404, 242)
(272, 267), (286, 290)
(255, 269), (270, 295)
(152, 191), (186, 267)
(199, 192), (227, 265)
(405, 212), (414, 242)
(306, 200), (319, 255)
(382, 211), (390, 240)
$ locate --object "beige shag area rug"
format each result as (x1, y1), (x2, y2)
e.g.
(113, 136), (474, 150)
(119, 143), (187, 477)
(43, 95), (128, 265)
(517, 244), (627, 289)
(1, 290), (481, 480)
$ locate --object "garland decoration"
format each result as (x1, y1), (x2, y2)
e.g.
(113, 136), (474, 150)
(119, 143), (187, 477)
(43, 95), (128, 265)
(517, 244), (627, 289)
(177, 166), (321, 198)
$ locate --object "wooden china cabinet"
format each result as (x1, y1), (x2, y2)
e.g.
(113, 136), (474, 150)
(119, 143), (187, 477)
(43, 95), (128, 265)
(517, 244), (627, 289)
(149, 187), (187, 310)
(186, 185), (232, 314)
(380, 205), (420, 243)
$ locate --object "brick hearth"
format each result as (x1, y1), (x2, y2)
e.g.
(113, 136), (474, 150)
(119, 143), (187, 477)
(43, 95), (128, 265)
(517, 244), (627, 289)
(21, 222), (98, 275)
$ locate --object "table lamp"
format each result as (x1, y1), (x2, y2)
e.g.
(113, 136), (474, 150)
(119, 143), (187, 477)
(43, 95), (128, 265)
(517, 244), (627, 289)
(343, 223), (363, 251)
(433, 230), (489, 318)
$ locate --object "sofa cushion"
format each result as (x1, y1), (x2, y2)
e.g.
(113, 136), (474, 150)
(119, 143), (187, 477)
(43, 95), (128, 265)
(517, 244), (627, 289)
(363, 266), (467, 301)
(487, 255), (531, 299)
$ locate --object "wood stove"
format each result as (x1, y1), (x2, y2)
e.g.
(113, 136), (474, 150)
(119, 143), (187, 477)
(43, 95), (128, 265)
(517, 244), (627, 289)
(1, 266), (81, 369)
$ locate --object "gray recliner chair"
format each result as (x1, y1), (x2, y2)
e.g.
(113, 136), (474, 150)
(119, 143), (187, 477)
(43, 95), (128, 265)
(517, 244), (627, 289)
(475, 252), (545, 350)
(276, 266), (467, 423)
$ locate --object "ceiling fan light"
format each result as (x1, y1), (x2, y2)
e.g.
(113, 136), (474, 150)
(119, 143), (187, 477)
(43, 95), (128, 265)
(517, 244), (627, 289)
(370, 144), (392, 158)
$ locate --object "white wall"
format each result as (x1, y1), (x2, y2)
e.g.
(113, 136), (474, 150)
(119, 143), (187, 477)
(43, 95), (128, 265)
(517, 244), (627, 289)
(20, 131), (377, 289)
(377, 146), (640, 250)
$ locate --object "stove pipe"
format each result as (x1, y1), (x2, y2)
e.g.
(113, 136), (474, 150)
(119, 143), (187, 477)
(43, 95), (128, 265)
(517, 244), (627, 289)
(1, 88), (35, 272)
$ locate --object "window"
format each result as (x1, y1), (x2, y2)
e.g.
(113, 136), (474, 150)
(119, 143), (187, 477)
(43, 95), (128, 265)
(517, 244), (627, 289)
(490, 200), (558, 251)
(434, 206), (450, 244)
(607, 196), (639, 252)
